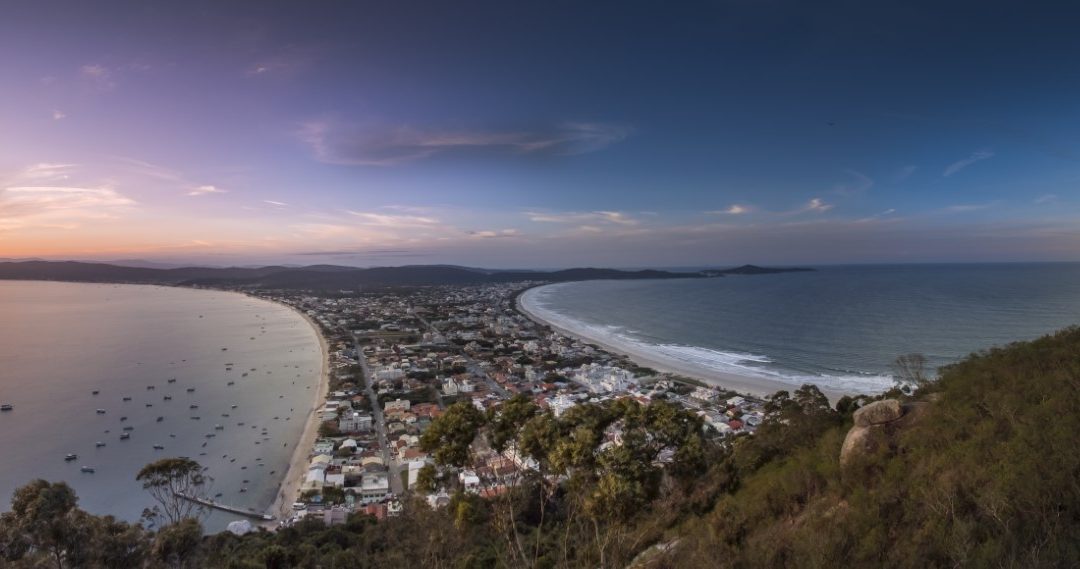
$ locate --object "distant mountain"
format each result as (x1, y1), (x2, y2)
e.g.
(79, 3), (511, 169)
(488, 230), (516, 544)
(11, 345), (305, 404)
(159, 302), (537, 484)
(0, 260), (813, 290)
(0, 260), (704, 289)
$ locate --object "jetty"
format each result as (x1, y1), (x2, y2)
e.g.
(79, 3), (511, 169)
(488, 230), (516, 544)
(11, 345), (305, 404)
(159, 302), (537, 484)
(175, 493), (274, 521)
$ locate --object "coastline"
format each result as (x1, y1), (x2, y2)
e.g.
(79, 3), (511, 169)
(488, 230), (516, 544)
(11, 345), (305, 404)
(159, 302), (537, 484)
(264, 305), (331, 523)
(516, 283), (847, 401)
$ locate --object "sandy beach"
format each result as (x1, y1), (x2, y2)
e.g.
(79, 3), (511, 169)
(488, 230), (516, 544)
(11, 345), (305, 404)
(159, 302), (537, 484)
(265, 308), (330, 523)
(516, 285), (847, 401)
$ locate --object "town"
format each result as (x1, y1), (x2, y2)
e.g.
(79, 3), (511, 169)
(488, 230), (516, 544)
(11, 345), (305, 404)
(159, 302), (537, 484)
(235, 282), (765, 528)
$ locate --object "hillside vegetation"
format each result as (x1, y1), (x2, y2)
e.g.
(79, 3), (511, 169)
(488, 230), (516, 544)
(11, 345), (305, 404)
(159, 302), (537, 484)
(2, 328), (1078, 568)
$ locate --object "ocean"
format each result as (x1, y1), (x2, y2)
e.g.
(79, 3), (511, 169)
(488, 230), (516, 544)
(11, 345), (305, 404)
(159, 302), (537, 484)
(0, 281), (322, 530)
(520, 264), (1080, 396)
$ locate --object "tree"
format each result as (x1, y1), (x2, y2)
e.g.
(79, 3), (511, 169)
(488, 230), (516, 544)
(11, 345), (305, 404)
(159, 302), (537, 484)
(152, 518), (202, 569)
(892, 353), (930, 391)
(420, 401), (485, 467)
(2, 480), (84, 568)
(136, 458), (209, 527)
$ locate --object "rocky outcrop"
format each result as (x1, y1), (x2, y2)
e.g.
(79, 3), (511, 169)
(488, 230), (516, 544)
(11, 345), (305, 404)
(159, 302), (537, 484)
(840, 399), (920, 466)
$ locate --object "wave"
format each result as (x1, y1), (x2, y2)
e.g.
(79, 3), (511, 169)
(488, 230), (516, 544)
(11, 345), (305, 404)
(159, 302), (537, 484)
(520, 285), (895, 395)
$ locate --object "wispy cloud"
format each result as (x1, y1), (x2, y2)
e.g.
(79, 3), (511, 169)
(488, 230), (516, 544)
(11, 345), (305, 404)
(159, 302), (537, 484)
(0, 185), (135, 231)
(300, 120), (632, 166)
(942, 202), (998, 213)
(187, 185), (226, 197)
(1034, 194), (1057, 204)
(52, 110), (66, 121)
(707, 204), (751, 215)
(80, 64), (115, 90)
(525, 210), (639, 225)
(246, 44), (322, 77)
(893, 165), (917, 182)
(347, 211), (440, 227)
(468, 229), (520, 239)
(264, 200), (289, 207)
(831, 170), (874, 195)
(944, 150), (994, 177)
(797, 198), (834, 214)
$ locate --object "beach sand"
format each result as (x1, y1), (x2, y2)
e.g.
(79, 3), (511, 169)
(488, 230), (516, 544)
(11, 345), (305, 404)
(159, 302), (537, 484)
(516, 288), (847, 402)
(264, 308), (330, 523)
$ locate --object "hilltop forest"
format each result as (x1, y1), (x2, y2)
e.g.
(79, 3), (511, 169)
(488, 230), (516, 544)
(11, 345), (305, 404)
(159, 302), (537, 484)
(1, 327), (1078, 568)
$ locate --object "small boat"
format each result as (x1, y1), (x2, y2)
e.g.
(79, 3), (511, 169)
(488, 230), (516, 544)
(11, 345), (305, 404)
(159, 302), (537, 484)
(95, 441), (106, 447)
(230, 404), (238, 409)
(167, 378), (177, 383)
(122, 426), (134, 431)
(119, 433), (130, 440)
(0, 404), (12, 412)
(80, 466), (95, 473)
(186, 388), (196, 393)
(153, 444), (164, 450)
(163, 396), (172, 401)
(122, 397), (132, 401)
(92, 390), (100, 395)
(145, 403), (153, 407)
(239, 487), (247, 493)
(156, 416), (164, 422)
(215, 493), (223, 498)
(242, 373), (248, 377)
(214, 424), (224, 430)
(64, 453), (78, 461)
(237, 422), (244, 426)
(147, 386), (155, 391)
(120, 416), (127, 422)
(189, 404), (199, 409)
(221, 347), (227, 351)
(205, 433), (215, 438)
(221, 413), (230, 417)
(96, 409), (106, 414)
(227, 381), (235, 386)
(191, 416), (200, 420)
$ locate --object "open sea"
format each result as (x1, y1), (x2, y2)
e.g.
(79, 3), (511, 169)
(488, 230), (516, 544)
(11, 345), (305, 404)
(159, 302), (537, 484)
(520, 264), (1080, 395)
(0, 281), (322, 530)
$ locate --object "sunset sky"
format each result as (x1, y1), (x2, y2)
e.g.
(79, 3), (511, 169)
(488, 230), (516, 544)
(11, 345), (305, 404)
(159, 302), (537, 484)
(2, 1), (1079, 267)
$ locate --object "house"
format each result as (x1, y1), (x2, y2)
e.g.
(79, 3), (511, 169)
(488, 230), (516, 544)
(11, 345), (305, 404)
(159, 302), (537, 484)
(384, 399), (411, 413)
(359, 471), (390, 504)
(339, 412), (373, 433)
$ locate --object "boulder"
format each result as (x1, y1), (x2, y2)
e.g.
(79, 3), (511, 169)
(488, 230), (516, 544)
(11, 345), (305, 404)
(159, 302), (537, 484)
(839, 425), (872, 466)
(853, 399), (903, 427)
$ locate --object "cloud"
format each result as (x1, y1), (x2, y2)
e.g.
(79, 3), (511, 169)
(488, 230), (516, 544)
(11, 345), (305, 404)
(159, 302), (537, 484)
(944, 150), (994, 177)
(0, 185), (135, 231)
(264, 200), (289, 207)
(942, 202), (998, 213)
(708, 204), (750, 215)
(831, 170), (874, 195)
(800, 198), (834, 213)
(856, 208), (898, 223)
(187, 185), (226, 197)
(347, 211), (440, 227)
(525, 210), (639, 225)
(893, 165), (917, 182)
(80, 64), (115, 90)
(246, 44), (322, 77)
(1034, 194), (1057, 204)
(468, 229), (520, 239)
(299, 120), (632, 166)
(52, 110), (66, 120)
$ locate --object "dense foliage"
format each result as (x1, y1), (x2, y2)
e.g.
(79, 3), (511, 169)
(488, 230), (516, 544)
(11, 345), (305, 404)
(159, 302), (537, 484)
(2, 328), (1079, 568)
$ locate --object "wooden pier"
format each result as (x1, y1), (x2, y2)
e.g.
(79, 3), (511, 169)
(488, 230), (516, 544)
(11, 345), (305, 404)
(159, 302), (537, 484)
(175, 493), (274, 521)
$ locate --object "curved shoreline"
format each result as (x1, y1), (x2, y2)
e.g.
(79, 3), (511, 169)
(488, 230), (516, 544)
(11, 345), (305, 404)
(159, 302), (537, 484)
(517, 283), (850, 400)
(259, 303), (330, 524)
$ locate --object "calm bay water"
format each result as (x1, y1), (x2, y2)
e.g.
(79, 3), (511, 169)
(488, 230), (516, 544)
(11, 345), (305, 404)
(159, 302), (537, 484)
(521, 264), (1080, 394)
(0, 282), (322, 530)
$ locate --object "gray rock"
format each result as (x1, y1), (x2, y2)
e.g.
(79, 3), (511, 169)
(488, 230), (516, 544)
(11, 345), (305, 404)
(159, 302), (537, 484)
(853, 399), (903, 427)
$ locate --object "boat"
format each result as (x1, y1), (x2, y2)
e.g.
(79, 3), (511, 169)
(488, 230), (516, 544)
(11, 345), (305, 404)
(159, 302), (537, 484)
(153, 444), (164, 450)
(167, 378), (176, 383)
(122, 426), (134, 431)
(186, 388), (196, 392)
(163, 396), (172, 400)
(96, 409), (106, 414)
(191, 416), (200, 420)
(214, 424), (224, 430)
(80, 466), (95, 473)
(230, 404), (238, 409)
(119, 433), (130, 440)
(156, 416), (164, 422)
(92, 390), (100, 395)
(95, 441), (106, 447)
(122, 397), (132, 401)
(145, 403), (153, 407)
(64, 453), (78, 461)
(147, 386), (155, 390)
(205, 433), (215, 438)
(120, 416), (127, 421)
(0, 404), (12, 412)
(189, 404), (199, 409)
(227, 381), (235, 386)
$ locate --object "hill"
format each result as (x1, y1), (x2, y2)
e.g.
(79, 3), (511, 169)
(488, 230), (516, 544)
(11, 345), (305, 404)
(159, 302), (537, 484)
(1, 327), (1078, 567)
(0, 260), (753, 289)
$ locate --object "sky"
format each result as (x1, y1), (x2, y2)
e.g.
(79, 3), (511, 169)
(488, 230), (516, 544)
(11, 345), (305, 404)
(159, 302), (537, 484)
(1, 0), (1079, 268)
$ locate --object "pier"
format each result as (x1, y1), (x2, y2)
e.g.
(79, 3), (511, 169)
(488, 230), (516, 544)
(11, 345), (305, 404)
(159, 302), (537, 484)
(175, 493), (274, 521)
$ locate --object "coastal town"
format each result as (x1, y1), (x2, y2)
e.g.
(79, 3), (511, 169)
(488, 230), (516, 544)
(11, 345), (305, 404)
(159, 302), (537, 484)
(241, 282), (765, 529)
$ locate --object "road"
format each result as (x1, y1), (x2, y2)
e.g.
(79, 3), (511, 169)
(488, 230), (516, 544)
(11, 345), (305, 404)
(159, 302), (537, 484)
(351, 335), (404, 495)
